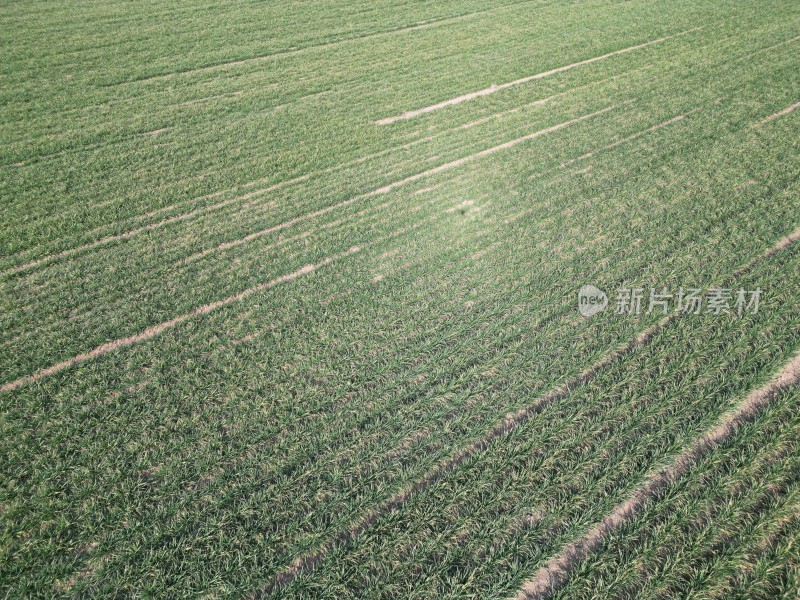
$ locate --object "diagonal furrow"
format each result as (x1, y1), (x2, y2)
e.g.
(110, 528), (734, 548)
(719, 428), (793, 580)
(513, 351), (800, 600)
(376, 27), (701, 124)
(251, 224), (800, 597)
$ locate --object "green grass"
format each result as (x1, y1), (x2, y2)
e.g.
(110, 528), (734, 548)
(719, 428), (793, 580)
(1, 0), (799, 597)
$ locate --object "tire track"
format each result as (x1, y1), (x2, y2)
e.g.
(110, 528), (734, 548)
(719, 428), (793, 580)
(0, 180), (483, 391)
(376, 27), (702, 124)
(0, 133), (435, 278)
(0, 62), (677, 278)
(0, 247), (360, 394)
(753, 100), (800, 127)
(183, 105), (619, 262)
(0, 105), (710, 358)
(107, 0), (552, 86)
(513, 350), (800, 600)
(251, 223), (800, 597)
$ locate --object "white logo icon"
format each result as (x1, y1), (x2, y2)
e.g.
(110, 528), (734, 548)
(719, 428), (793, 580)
(578, 285), (608, 317)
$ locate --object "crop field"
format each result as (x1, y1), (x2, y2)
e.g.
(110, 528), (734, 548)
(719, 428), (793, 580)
(1, 0), (800, 597)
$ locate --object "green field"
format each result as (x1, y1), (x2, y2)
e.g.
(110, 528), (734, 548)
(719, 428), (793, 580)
(1, 0), (799, 597)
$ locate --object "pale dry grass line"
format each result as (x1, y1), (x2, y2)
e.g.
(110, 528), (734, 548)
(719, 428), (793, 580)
(142, 127), (172, 137)
(376, 28), (702, 124)
(458, 65), (652, 131)
(1, 133), (440, 279)
(6, 134), (138, 169)
(459, 95), (556, 130)
(253, 312), (674, 596)
(735, 179), (759, 191)
(574, 110), (696, 157)
(172, 90), (244, 108)
(0, 247), (361, 394)
(471, 239), (505, 261)
(183, 184), (411, 267)
(372, 105), (619, 193)
(186, 167), (383, 269)
(253, 225), (800, 597)
(132, 201), (495, 517)
(67, 171), (232, 232)
(414, 184), (442, 196)
(0, 286), (158, 350)
(179, 191), (371, 264)
(742, 33), (800, 60)
(513, 351), (800, 600)
(114, 1), (541, 86)
(752, 101), (800, 127)
(6, 62), (635, 277)
(372, 207), (453, 283)
(370, 350), (507, 467)
(1, 182), (481, 393)
(182, 107), (618, 264)
(10, 176), (460, 351)
(513, 109), (695, 191)
(0, 179), (308, 278)
(256, 297), (679, 595)
(108, 377), (156, 401)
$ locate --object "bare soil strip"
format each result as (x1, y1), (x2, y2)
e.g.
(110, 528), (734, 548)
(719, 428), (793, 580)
(753, 101), (800, 126)
(3, 106), (683, 390)
(505, 109), (692, 199)
(513, 350), (800, 600)
(183, 105), (617, 263)
(252, 224), (800, 597)
(0, 105), (757, 395)
(0, 185), (462, 393)
(0, 247), (360, 394)
(376, 28), (702, 125)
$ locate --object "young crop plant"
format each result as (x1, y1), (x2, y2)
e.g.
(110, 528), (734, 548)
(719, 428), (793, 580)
(1, 0), (798, 597)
